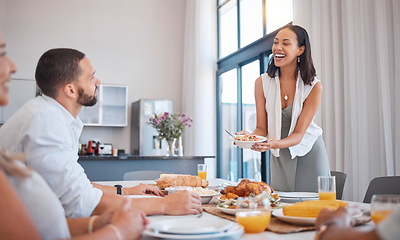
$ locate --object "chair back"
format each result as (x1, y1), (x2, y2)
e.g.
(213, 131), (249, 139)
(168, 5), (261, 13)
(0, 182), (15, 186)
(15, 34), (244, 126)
(330, 171), (347, 200)
(363, 176), (400, 203)
(123, 170), (172, 181)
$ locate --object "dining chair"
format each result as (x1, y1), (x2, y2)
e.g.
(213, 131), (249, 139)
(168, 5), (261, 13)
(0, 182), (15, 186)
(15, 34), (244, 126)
(123, 170), (172, 181)
(330, 171), (347, 200)
(363, 176), (400, 203)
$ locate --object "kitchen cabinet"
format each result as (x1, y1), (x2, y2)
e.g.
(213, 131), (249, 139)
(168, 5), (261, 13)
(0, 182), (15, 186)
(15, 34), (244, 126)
(0, 79), (37, 124)
(79, 85), (128, 127)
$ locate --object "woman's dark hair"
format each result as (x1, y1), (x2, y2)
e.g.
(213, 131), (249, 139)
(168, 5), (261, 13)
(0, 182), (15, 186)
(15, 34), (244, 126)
(267, 25), (316, 85)
(35, 48), (85, 98)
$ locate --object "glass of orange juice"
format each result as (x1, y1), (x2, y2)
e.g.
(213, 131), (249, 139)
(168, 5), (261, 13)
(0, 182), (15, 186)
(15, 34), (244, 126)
(318, 176), (336, 200)
(235, 197), (271, 233)
(371, 195), (400, 224)
(197, 164), (207, 180)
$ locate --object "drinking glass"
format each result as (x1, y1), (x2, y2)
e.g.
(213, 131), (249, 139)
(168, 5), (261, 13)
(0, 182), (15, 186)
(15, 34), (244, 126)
(197, 164), (207, 180)
(318, 176), (336, 200)
(235, 197), (271, 233)
(371, 195), (400, 224)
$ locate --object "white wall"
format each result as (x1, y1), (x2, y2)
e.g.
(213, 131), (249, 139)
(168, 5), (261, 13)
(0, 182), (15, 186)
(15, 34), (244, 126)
(0, 0), (186, 153)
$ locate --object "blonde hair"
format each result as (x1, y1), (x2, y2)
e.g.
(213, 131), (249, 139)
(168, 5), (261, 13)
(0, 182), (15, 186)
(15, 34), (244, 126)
(0, 150), (31, 178)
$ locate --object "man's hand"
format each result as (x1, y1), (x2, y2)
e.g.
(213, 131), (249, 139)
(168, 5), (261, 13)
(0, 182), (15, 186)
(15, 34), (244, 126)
(162, 190), (202, 215)
(316, 207), (355, 230)
(110, 198), (148, 240)
(123, 184), (165, 196)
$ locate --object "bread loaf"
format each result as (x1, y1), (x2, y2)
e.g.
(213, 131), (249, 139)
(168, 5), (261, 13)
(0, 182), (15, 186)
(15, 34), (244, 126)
(157, 174), (209, 189)
(283, 200), (348, 218)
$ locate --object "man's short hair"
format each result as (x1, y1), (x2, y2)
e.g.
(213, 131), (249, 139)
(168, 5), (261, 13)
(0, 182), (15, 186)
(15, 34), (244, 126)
(35, 48), (85, 98)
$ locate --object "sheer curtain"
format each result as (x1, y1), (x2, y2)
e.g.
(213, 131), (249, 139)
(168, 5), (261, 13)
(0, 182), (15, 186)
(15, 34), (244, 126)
(182, 1), (217, 178)
(294, 0), (400, 201)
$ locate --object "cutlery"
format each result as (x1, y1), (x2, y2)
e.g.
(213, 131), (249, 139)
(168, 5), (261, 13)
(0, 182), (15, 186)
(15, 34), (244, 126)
(224, 129), (235, 138)
(196, 212), (203, 218)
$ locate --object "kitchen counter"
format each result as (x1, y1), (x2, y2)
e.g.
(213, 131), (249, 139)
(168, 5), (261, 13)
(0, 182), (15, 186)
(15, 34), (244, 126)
(78, 155), (215, 181)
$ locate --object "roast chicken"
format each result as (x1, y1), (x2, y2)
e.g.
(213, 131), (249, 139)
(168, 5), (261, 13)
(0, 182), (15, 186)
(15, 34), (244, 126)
(220, 179), (273, 199)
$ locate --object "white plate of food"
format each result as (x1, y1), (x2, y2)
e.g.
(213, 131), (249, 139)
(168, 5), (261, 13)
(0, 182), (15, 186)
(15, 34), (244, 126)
(217, 206), (237, 215)
(229, 135), (267, 149)
(272, 208), (363, 226)
(272, 208), (316, 225)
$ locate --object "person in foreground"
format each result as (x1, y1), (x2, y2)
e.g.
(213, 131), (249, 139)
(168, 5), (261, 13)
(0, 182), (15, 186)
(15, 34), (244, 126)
(0, 32), (147, 240)
(237, 25), (330, 192)
(315, 206), (400, 240)
(0, 47), (202, 218)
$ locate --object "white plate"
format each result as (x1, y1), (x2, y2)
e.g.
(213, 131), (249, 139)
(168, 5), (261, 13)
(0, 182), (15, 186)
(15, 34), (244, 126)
(143, 222), (243, 239)
(272, 208), (363, 226)
(275, 191), (319, 199)
(229, 135), (267, 149)
(272, 208), (316, 225)
(147, 218), (237, 235)
(217, 206), (237, 215)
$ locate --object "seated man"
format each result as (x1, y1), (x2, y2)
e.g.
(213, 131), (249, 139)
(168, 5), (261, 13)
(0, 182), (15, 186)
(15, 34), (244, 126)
(0, 48), (202, 218)
(315, 206), (400, 240)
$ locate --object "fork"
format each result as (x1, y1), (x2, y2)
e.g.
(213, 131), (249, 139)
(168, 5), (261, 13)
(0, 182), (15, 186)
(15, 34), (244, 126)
(196, 212), (203, 218)
(224, 129), (235, 138)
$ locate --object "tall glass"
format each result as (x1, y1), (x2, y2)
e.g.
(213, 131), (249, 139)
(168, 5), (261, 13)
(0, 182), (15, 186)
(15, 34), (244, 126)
(318, 176), (336, 200)
(197, 164), (207, 180)
(371, 195), (400, 224)
(235, 197), (271, 233)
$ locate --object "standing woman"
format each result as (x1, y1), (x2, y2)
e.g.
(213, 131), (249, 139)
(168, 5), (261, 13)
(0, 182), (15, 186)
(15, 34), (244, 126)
(238, 25), (330, 192)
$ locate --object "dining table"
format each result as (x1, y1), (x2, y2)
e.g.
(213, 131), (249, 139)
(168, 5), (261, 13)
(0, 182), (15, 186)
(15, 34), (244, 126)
(94, 179), (375, 240)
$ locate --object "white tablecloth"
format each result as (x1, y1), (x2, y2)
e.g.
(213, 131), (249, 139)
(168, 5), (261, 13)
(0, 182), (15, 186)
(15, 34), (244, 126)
(94, 179), (375, 240)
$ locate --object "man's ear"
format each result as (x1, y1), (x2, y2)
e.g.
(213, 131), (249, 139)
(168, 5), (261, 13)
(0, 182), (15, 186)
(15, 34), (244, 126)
(63, 83), (77, 98)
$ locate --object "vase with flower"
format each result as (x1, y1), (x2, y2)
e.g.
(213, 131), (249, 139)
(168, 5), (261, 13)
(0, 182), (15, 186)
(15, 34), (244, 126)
(148, 112), (193, 156)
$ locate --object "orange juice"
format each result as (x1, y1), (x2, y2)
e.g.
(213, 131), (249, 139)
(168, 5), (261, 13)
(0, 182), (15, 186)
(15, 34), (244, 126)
(236, 211), (271, 233)
(319, 191), (336, 200)
(371, 210), (393, 224)
(198, 171), (207, 180)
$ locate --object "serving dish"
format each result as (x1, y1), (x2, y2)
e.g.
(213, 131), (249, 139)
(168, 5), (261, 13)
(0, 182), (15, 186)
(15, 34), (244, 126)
(229, 135), (267, 149)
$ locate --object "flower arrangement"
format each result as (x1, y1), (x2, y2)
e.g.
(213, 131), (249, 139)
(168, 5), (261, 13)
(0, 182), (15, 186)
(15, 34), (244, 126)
(148, 112), (193, 155)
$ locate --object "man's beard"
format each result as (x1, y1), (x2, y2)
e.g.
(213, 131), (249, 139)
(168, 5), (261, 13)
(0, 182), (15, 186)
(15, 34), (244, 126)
(77, 87), (97, 106)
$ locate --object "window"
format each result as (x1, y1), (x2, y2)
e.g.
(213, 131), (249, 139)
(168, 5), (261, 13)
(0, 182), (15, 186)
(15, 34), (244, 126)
(216, 0), (293, 182)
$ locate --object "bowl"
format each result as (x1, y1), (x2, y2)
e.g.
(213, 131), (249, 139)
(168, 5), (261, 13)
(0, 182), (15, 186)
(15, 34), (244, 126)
(200, 194), (219, 204)
(230, 135), (267, 149)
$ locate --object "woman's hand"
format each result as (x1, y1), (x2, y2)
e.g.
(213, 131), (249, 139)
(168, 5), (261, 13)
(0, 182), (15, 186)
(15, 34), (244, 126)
(251, 137), (278, 152)
(235, 130), (251, 135)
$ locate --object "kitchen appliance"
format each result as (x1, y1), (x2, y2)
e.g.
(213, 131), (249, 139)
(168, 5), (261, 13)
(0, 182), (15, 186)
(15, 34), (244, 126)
(86, 140), (98, 155)
(98, 143), (113, 155)
(131, 99), (174, 155)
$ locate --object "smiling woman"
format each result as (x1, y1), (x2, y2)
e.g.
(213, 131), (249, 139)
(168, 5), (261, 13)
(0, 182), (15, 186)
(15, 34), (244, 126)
(0, 36), (17, 106)
(236, 25), (330, 193)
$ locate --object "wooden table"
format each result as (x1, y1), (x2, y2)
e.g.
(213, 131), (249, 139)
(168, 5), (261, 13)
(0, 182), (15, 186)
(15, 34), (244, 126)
(95, 179), (375, 240)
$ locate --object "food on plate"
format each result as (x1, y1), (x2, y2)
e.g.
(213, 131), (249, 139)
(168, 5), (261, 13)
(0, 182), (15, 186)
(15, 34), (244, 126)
(235, 134), (264, 141)
(156, 174), (209, 189)
(220, 179), (273, 198)
(217, 191), (281, 210)
(283, 200), (348, 218)
(220, 192), (239, 200)
(191, 187), (218, 196)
